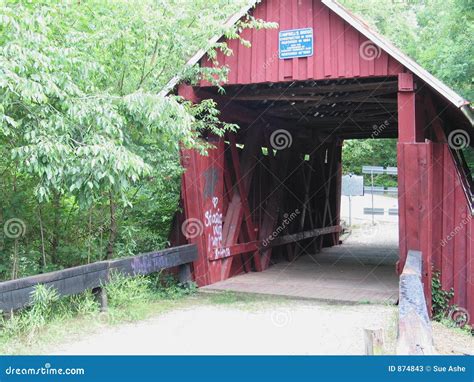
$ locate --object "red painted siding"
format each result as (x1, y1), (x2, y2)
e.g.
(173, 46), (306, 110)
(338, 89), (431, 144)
(200, 0), (403, 86)
(398, 141), (474, 324)
(181, 138), (226, 286)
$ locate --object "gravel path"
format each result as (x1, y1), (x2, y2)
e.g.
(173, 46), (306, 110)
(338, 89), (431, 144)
(52, 296), (398, 355)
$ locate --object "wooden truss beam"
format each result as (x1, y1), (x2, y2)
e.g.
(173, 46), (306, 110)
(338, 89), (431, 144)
(221, 128), (262, 276)
(231, 91), (397, 104)
(224, 80), (398, 97)
(267, 225), (342, 247)
(210, 225), (342, 261)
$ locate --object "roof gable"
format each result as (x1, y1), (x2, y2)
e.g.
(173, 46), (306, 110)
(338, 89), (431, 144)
(164, 0), (472, 124)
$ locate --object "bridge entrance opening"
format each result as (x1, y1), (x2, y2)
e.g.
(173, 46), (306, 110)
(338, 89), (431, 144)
(183, 78), (401, 303)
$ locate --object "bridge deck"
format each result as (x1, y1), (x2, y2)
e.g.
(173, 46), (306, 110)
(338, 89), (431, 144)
(203, 225), (399, 304)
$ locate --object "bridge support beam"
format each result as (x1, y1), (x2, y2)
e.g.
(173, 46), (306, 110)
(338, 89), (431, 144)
(397, 73), (433, 309)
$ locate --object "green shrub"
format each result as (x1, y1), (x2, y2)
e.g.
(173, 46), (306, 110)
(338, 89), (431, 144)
(57, 291), (99, 319)
(431, 271), (454, 321)
(104, 272), (152, 308)
(148, 273), (197, 300)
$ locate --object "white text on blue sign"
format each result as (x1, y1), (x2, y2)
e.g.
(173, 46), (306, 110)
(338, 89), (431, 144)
(279, 28), (314, 59)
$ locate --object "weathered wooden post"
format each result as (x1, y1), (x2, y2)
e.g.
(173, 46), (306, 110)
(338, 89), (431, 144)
(397, 250), (435, 354)
(364, 327), (385, 355)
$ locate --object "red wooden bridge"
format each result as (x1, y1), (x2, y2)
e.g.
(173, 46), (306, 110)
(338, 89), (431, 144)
(168, 0), (474, 324)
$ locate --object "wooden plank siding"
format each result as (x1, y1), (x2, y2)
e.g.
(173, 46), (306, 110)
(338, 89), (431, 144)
(200, 0), (403, 86)
(398, 140), (474, 323)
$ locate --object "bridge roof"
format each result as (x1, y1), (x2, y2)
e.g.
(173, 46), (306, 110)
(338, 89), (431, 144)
(162, 0), (472, 126)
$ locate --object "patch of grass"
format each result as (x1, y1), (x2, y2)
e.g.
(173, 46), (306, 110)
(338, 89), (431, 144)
(437, 317), (473, 337)
(105, 272), (153, 308)
(205, 291), (261, 305)
(200, 291), (295, 313)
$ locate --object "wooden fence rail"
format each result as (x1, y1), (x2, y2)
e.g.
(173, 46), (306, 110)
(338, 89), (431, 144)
(0, 244), (197, 313)
(396, 250), (435, 354)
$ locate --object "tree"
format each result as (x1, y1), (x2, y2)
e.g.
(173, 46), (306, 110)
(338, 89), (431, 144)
(0, 0), (273, 277)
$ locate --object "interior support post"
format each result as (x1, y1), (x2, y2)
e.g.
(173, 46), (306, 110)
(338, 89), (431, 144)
(396, 73), (430, 281)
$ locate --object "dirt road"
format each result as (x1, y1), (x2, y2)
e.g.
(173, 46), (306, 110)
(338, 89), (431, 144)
(52, 295), (398, 355)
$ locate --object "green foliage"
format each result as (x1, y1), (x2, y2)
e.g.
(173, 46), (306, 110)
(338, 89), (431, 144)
(431, 271), (472, 334)
(431, 271), (455, 320)
(103, 271), (198, 306)
(0, 284), (98, 342)
(105, 272), (152, 308)
(342, 139), (398, 187)
(149, 273), (198, 299)
(0, 0), (274, 278)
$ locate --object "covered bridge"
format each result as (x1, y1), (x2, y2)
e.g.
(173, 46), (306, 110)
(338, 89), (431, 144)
(168, 0), (474, 324)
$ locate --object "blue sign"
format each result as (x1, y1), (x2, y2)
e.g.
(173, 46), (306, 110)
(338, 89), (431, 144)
(279, 28), (314, 59)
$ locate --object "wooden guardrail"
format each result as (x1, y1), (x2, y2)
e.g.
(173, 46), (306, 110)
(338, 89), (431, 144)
(396, 250), (435, 354)
(0, 244), (197, 313)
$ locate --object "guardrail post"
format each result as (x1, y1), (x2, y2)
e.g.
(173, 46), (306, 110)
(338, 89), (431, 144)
(93, 287), (108, 313)
(2, 309), (13, 321)
(364, 327), (384, 355)
(178, 263), (192, 286)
